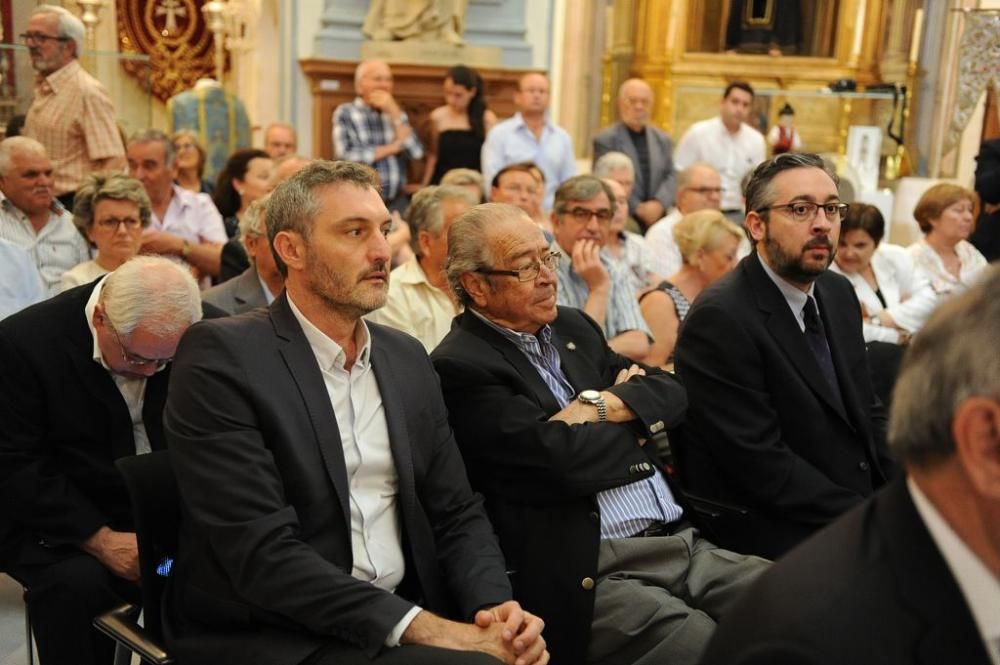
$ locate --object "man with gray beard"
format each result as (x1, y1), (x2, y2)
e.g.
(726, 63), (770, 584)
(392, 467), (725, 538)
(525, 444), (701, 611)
(674, 153), (895, 560)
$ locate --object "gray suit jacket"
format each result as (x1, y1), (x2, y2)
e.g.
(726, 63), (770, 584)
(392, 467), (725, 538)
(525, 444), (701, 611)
(201, 266), (269, 315)
(593, 121), (676, 212)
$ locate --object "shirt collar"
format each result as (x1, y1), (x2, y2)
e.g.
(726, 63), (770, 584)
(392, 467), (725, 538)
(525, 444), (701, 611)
(469, 307), (552, 348)
(37, 59), (80, 95)
(757, 252), (814, 313)
(0, 192), (66, 218)
(908, 478), (1000, 655)
(512, 111), (552, 132)
(395, 256), (434, 286)
(287, 291), (373, 372)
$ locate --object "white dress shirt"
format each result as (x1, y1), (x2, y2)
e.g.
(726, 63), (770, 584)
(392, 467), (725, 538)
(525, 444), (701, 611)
(909, 478), (1000, 665)
(84, 276), (153, 455)
(644, 208), (684, 278)
(287, 294), (420, 646)
(149, 184), (228, 245)
(674, 116), (766, 211)
(0, 238), (45, 319)
(908, 238), (988, 296)
(0, 195), (91, 296)
(367, 256), (458, 352)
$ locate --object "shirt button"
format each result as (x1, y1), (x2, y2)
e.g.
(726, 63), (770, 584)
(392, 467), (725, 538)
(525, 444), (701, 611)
(581, 577), (595, 591)
(858, 461), (870, 472)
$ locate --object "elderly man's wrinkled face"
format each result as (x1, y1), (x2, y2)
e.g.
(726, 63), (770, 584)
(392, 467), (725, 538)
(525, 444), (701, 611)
(25, 13), (74, 75)
(0, 150), (54, 215)
(552, 191), (614, 253)
(472, 216), (558, 334)
(92, 307), (186, 379)
(127, 141), (177, 203)
(618, 80), (653, 130)
(264, 126), (297, 159)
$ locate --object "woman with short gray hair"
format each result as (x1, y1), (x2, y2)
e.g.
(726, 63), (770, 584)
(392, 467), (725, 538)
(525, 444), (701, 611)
(62, 172), (151, 290)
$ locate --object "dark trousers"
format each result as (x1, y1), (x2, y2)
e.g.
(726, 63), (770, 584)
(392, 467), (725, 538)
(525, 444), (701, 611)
(8, 552), (140, 665)
(303, 642), (504, 665)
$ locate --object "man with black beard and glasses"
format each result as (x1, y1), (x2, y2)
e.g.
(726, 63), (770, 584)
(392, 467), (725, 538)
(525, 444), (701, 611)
(163, 161), (548, 665)
(674, 153), (895, 559)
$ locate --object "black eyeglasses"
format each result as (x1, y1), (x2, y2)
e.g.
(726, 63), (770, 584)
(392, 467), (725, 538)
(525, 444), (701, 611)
(757, 201), (849, 223)
(19, 32), (69, 44)
(105, 316), (173, 369)
(477, 251), (561, 282)
(94, 217), (142, 231)
(559, 207), (613, 223)
(688, 186), (722, 195)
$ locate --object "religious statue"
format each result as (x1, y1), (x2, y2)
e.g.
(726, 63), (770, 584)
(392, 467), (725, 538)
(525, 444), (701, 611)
(362, 0), (469, 46)
(766, 103), (802, 155)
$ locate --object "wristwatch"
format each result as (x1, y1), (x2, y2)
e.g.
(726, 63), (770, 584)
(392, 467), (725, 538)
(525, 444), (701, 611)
(578, 390), (608, 422)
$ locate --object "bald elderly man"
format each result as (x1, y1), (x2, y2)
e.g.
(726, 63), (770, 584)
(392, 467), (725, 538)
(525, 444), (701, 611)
(593, 79), (676, 230)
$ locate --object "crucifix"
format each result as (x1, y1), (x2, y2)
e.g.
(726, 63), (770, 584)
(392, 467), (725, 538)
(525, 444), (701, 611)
(156, 0), (188, 36)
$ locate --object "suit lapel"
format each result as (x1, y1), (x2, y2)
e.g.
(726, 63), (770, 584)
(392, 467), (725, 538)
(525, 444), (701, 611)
(815, 280), (862, 431)
(615, 123), (645, 193)
(67, 327), (136, 460)
(143, 369), (170, 451)
(551, 326), (602, 394)
(879, 481), (994, 665)
(747, 256), (850, 422)
(645, 128), (665, 192)
(234, 268), (266, 309)
(459, 311), (564, 414)
(369, 336), (418, 524)
(269, 294), (351, 531)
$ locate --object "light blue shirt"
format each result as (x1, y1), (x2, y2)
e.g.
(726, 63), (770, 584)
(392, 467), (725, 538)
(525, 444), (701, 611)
(0, 196), (90, 297)
(482, 112), (577, 210)
(0, 238), (45, 319)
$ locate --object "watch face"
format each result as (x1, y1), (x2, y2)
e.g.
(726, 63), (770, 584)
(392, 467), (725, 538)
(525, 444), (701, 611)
(579, 389), (601, 402)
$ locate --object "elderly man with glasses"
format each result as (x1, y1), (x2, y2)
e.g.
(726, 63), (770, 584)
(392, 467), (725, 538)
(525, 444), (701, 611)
(0, 256), (204, 665)
(432, 202), (769, 665)
(674, 153), (896, 560)
(21, 4), (125, 210)
(550, 174), (653, 362)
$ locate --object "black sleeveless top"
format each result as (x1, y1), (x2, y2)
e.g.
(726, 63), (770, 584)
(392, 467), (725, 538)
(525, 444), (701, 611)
(431, 129), (483, 184)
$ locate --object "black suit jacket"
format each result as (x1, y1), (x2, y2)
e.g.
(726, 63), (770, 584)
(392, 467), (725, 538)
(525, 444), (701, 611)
(592, 121), (676, 213)
(0, 282), (170, 568)
(431, 307), (687, 665)
(201, 266), (270, 315)
(674, 253), (894, 559)
(163, 293), (511, 665)
(698, 478), (993, 665)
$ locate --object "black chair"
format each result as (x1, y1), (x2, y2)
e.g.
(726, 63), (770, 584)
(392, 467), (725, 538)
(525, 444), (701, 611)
(93, 451), (177, 664)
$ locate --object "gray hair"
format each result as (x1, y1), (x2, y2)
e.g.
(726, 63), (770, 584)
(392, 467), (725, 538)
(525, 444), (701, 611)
(0, 137), (48, 176)
(440, 168), (484, 190)
(676, 161), (719, 190)
(127, 129), (177, 168)
(888, 266), (1000, 468)
(593, 152), (635, 179)
(99, 256), (202, 337)
(31, 5), (85, 57)
(553, 174), (618, 217)
(354, 59), (387, 90)
(743, 153), (839, 219)
(239, 195), (270, 260)
(72, 172), (152, 243)
(406, 185), (478, 256)
(266, 160), (381, 277)
(445, 203), (521, 306)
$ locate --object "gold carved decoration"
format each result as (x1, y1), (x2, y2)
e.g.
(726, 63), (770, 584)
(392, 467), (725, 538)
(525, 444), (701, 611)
(117, 0), (223, 102)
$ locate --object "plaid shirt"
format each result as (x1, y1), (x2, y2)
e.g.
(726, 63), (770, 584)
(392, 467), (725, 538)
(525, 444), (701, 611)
(332, 98), (424, 202)
(24, 60), (126, 195)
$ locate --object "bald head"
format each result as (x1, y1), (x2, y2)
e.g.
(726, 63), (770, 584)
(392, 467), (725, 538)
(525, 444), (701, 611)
(515, 73), (550, 117)
(355, 60), (393, 104)
(676, 162), (722, 214)
(618, 78), (654, 131)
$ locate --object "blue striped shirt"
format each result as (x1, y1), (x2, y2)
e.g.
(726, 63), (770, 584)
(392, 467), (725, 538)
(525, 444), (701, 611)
(470, 309), (683, 538)
(554, 244), (653, 341)
(332, 98), (424, 202)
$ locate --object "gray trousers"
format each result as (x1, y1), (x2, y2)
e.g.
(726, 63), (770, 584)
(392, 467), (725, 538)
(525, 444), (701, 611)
(586, 527), (770, 665)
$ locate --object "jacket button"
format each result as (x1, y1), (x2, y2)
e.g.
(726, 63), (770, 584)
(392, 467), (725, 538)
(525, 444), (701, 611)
(589, 511), (600, 523)
(858, 461), (870, 472)
(581, 577), (595, 590)
(641, 462), (651, 471)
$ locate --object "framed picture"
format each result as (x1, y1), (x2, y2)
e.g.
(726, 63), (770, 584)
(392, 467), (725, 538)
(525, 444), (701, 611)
(847, 126), (882, 193)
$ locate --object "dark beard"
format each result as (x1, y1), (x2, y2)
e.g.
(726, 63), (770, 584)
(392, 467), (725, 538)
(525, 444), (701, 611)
(764, 231), (835, 284)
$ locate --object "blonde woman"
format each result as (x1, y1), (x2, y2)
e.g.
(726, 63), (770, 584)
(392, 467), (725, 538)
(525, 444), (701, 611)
(640, 209), (743, 366)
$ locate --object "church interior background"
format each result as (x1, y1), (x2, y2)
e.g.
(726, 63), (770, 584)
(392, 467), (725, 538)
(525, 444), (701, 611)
(1, 0), (1000, 661)
(0, 0), (997, 244)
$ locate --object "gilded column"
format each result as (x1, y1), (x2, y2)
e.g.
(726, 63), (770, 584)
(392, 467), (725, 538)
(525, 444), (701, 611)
(600, 0), (636, 128)
(631, 0), (680, 132)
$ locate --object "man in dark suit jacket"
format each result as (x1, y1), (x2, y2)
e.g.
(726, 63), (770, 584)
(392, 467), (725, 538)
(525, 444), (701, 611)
(432, 203), (769, 665)
(0, 257), (203, 665)
(674, 153), (895, 560)
(592, 79), (676, 230)
(699, 266), (1000, 665)
(164, 161), (546, 665)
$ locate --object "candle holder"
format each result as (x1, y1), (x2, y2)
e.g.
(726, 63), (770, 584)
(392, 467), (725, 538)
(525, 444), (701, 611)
(74, 0), (108, 51)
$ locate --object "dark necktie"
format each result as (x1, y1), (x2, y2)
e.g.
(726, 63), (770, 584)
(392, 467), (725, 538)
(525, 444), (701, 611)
(802, 296), (844, 408)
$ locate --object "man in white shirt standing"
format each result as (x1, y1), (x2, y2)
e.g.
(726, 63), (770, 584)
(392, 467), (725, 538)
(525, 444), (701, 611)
(673, 81), (765, 225)
(482, 72), (576, 211)
(163, 161), (547, 665)
(700, 265), (1000, 665)
(0, 136), (90, 296)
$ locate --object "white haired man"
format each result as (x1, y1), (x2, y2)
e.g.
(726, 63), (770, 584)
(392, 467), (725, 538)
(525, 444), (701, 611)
(203, 196), (285, 315)
(22, 4), (125, 208)
(0, 136), (90, 296)
(0, 256), (203, 665)
(263, 122), (298, 159)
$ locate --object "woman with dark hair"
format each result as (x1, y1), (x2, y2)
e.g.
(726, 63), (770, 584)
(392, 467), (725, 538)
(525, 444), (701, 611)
(423, 65), (497, 185)
(212, 148), (273, 238)
(831, 202), (935, 344)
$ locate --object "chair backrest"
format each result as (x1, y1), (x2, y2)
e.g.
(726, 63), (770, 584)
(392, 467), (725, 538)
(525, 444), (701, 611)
(115, 451), (179, 643)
